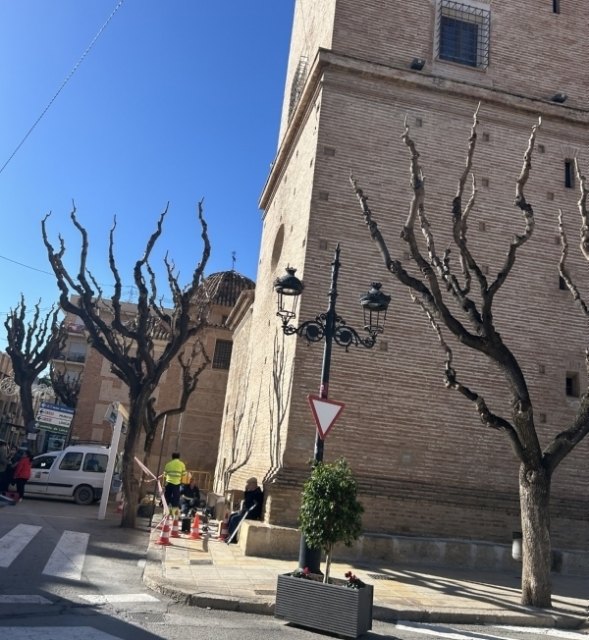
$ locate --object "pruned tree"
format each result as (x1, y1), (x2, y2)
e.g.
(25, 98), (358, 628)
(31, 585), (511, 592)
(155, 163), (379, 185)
(4, 296), (66, 440)
(41, 201), (211, 528)
(50, 365), (81, 408)
(349, 109), (589, 609)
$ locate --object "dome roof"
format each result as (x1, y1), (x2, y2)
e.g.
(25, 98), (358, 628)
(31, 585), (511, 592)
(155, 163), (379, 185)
(203, 271), (255, 307)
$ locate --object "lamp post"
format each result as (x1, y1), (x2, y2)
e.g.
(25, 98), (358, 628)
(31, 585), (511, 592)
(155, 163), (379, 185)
(274, 243), (390, 572)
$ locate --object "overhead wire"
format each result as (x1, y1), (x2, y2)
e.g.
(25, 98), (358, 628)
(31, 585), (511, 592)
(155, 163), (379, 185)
(0, 0), (125, 177)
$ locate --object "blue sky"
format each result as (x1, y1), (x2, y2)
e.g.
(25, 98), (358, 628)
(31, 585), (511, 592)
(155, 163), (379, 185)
(0, 1), (295, 348)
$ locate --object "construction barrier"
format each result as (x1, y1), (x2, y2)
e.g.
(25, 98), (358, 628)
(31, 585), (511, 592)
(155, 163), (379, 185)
(155, 516), (172, 546)
(189, 513), (201, 540)
(170, 513), (181, 538)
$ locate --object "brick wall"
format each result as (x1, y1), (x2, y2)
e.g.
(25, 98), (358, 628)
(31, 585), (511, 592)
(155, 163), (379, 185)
(217, 0), (589, 550)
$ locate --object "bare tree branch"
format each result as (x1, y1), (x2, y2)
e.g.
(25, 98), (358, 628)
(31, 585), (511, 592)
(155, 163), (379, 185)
(4, 296), (66, 435)
(41, 200), (211, 527)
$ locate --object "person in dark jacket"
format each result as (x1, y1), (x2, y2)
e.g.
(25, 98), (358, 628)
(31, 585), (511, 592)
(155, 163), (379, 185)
(179, 478), (201, 516)
(226, 477), (263, 543)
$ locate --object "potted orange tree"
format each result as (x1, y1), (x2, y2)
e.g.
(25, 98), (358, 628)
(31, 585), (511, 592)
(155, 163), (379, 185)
(274, 458), (373, 638)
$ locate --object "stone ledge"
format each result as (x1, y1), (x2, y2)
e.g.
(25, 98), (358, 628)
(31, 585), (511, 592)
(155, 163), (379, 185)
(240, 521), (589, 576)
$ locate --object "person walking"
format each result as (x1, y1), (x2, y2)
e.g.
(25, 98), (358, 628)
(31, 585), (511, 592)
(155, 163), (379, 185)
(163, 452), (186, 512)
(12, 450), (32, 502)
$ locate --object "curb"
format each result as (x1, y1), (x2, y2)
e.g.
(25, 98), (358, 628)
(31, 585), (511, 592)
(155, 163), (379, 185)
(141, 540), (587, 629)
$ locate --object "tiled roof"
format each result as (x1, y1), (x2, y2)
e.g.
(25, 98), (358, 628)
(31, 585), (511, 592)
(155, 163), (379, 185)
(203, 271), (255, 307)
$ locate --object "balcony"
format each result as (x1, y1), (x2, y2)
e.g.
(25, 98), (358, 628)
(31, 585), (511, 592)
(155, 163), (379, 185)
(55, 352), (86, 364)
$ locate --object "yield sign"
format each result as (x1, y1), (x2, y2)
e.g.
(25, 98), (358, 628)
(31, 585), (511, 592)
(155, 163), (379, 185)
(308, 395), (345, 439)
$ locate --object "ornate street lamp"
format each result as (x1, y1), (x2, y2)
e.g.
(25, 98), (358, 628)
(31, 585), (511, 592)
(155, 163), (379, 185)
(273, 243), (390, 572)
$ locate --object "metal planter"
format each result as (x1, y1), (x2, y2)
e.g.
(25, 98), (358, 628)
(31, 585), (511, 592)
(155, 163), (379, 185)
(275, 573), (373, 638)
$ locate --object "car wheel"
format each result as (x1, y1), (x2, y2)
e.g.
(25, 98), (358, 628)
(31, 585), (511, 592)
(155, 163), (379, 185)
(74, 485), (95, 505)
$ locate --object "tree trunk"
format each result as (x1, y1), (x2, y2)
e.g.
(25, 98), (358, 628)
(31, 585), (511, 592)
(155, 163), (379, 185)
(120, 410), (142, 529)
(19, 379), (35, 430)
(519, 463), (552, 608)
(324, 546), (332, 584)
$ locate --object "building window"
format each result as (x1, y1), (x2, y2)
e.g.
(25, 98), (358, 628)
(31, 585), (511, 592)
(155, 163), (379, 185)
(552, 0), (560, 14)
(566, 372), (579, 398)
(564, 159), (575, 188)
(436, 1), (490, 69)
(212, 340), (233, 370)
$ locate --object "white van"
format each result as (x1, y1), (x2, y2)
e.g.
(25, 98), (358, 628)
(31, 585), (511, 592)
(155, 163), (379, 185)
(27, 445), (115, 505)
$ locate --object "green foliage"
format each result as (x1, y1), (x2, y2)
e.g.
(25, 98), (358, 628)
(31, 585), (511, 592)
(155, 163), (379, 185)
(299, 458), (364, 555)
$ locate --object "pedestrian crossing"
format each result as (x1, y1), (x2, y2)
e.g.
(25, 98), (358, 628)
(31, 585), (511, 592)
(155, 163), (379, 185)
(0, 524), (42, 567)
(0, 524), (161, 640)
(42, 530), (89, 580)
(0, 524), (89, 579)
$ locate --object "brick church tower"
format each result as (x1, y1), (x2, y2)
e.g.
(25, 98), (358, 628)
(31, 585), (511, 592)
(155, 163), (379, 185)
(215, 1), (589, 551)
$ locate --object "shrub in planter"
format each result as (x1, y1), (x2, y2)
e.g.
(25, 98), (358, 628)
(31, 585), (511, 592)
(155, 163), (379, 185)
(275, 459), (371, 638)
(299, 457), (363, 582)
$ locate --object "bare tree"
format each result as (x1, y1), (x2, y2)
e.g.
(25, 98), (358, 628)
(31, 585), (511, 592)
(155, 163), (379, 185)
(49, 364), (81, 409)
(4, 296), (66, 442)
(41, 201), (211, 528)
(349, 110), (589, 609)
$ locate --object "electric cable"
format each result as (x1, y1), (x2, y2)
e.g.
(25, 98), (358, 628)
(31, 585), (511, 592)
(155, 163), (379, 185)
(0, 0), (125, 177)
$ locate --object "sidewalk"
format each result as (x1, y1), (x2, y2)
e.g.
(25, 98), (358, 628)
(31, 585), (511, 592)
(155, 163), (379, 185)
(142, 519), (589, 630)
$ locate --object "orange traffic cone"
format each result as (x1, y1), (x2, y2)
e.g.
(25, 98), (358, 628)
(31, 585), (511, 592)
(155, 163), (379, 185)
(170, 513), (181, 538)
(218, 512), (229, 541)
(156, 516), (172, 545)
(189, 513), (201, 540)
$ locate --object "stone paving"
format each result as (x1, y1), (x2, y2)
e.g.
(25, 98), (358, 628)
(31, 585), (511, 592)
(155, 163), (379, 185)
(142, 520), (589, 629)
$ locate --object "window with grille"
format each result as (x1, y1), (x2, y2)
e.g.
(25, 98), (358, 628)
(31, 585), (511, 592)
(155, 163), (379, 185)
(436, 1), (490, 69)
(212, 339), (233, 370)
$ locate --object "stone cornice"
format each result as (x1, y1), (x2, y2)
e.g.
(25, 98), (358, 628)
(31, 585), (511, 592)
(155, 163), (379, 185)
(259, 48), (589, 212)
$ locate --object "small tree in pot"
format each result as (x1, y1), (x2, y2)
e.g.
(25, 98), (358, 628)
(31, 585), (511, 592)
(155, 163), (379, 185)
(275, 458), (371, 638)
(299, 458), (364, 582)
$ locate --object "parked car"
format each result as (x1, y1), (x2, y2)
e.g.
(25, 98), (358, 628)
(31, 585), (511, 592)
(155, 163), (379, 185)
(27, 445), (117, 505)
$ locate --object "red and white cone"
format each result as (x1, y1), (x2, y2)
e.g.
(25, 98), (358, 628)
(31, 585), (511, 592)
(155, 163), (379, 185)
(218, 512), (229, 541)
(189, 513), (201, 540)
(170, 513), (181, 538)
(156, 516), (172, 545)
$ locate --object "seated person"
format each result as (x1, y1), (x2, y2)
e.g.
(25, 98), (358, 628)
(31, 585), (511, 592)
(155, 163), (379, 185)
(227, 477), (263, 543)
(179, 479), (201, 516)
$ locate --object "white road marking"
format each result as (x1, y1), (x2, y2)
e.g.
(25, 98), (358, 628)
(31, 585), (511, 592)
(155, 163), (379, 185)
(42, 530), (89, 580)
(0, 524), (42, 568)
(395, 621), (517, 640)
(1, 628), (122, 640)
(79, 593), (159, 604)
(137, 558), (146, 568)
(0, 595), (52, 604)
(502, 627), (589, 638)
(396, 622), (588, 639)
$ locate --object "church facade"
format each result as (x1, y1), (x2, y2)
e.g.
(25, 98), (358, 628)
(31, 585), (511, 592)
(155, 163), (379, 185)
(214, 0), (589, 551)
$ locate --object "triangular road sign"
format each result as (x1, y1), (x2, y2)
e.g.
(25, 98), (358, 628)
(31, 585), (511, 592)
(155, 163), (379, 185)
(308, 395), (345, 439)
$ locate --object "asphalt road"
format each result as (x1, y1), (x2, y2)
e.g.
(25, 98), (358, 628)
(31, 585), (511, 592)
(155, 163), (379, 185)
(1, 498), (586, 640)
